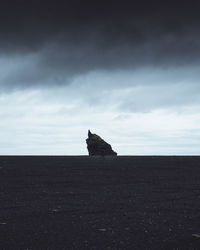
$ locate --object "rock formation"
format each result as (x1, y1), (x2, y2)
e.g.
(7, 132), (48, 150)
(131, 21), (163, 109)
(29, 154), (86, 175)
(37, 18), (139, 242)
(86, 130), (117, 156)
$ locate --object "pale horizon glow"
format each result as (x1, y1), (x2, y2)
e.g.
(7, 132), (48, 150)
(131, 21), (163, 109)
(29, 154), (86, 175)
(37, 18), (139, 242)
(1, 67), (200, 155)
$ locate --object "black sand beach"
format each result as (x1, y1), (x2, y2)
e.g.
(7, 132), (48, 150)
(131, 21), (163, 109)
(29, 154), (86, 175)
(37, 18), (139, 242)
(0, 156), (200, 249)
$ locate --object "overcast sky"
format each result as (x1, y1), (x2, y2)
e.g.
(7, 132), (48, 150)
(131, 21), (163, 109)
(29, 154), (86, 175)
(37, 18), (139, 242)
(1, 0), (200, 155)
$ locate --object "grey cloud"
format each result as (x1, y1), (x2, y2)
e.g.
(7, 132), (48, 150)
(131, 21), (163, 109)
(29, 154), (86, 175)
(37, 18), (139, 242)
(118, 82), (200, 113)
(0, 0), (200, 91)
(2, 30), (200, 91)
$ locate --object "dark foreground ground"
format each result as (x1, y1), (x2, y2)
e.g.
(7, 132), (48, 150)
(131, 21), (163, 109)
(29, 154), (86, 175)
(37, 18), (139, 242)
(0, 156), (200, 249)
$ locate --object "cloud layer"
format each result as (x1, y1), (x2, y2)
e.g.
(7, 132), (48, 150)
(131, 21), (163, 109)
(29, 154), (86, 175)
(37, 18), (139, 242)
(1, 1), (200, 154)
(0, 1), (200, 90)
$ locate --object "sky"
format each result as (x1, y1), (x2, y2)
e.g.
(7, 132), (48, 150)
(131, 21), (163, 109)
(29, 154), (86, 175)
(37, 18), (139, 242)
(1, 0), (200, 155)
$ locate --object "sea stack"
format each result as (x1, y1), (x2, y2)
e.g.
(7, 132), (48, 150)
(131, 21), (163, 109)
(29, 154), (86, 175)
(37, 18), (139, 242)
(86, 130), (117, 156)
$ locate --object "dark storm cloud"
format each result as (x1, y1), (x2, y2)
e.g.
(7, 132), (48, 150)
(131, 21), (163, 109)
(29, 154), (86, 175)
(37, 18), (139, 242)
(1, 0), (200, 89)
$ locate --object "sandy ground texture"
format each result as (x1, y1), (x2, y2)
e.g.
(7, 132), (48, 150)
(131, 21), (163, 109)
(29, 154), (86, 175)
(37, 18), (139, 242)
(0, 156), (200, 249)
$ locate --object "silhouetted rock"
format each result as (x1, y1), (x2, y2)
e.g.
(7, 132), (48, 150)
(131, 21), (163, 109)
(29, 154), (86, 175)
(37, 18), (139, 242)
(86, 130), (117, 156)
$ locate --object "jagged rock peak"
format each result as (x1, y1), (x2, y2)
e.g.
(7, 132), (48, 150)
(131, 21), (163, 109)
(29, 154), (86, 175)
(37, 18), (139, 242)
(86, 130), (117, 156)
